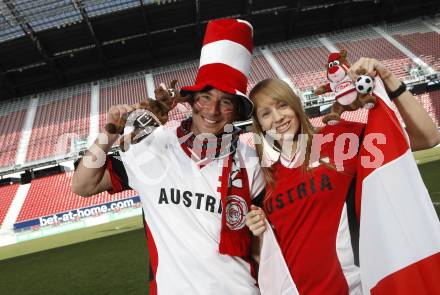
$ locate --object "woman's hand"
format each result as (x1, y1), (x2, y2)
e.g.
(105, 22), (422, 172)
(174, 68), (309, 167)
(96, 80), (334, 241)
(246, 205), (267, 237)
(347, 57), (400, 92)
(348, 57), (440, 150)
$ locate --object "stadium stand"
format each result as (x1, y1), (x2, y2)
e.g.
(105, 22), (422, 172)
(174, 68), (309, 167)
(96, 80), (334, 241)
(0, 23), (437, 167)
(0, 19), (435, 168)
(415, 89), (440, 127)
(99, 73), (149, 130)
(0, 16), (438, 232)
(368, 90), (440, 129)
(271, 37), (330, 91)
(394, 32), (440, 72)
(309, 108), (369, 128)
(25, 86), (91, 163)
(328, 27), (414, 80)
(0, 183), (19, 226)
(153, 62), (198, 125)
(309, 89), (440, 128)
(0, 110), (26, 168)
(248, 52), (278, 92)
(382, 20), (440, 72)
(153, 61), (199, 90)
(15, 172), (137, 223)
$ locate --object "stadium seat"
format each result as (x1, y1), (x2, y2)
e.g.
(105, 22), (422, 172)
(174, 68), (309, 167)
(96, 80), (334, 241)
(153, 63), (199, 125)
(309, 108), (369, 128)
(394, 32), (440, 72)
(1, 18), (438, 229)
(247, 54), (278, 92)
(99, 74), (149, 130)
(0, 183), (19, 226)
(26, 88), (91, 162)
(0, 110), (26, 168)
(272, 41), (330, 91)
(331, 33), (414, 80)
(310, 89), (439, 128)
(415, 90), (440, 126)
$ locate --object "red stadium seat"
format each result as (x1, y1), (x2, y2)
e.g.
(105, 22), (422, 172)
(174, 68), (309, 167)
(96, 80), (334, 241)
(153, 63), (198, 124)
(247, 54), (278, 92)
(99, 74), (149, 130)
(272, 43), (330, 91)
(394, 32), (440, 72)
(26, 88), (91, 162)
(310, 89), (440, 129)
(0, 110), (26, 168)
(334, 36), (414, 80)
(309, 108), (369, 128)
(0, 183), (19, 226)
(414, 90), (440, 126)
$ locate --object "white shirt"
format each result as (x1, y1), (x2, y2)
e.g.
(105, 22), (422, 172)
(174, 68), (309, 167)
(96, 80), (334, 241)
(120, 125), (264, 294)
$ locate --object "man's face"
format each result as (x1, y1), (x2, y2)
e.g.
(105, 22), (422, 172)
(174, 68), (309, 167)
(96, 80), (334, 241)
(191, 88), (236, 135)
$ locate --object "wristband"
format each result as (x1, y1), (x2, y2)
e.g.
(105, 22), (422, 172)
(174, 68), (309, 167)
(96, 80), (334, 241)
(388, 82), (406, 101)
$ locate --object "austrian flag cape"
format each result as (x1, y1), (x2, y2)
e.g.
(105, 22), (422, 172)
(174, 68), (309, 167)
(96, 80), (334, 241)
(356, 77), (440, 294)
(258, 221), (299, 295)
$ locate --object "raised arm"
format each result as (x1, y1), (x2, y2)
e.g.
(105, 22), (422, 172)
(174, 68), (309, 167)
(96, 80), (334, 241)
(348, 58), (440, 151)
(72, 80), (185, 197)
(71, 104), (136, 197)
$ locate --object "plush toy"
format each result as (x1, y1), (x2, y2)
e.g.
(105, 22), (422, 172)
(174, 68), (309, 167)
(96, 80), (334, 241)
(314, 49), (377, 125)
(104, 80), (190, 151)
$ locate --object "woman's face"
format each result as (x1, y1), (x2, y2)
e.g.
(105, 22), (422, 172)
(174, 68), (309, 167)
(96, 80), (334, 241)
(255, 93), (300, 145)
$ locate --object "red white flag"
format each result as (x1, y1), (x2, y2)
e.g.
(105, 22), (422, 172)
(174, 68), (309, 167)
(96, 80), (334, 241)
(259, 220), (299, 295)
(356, 77), (440, 294)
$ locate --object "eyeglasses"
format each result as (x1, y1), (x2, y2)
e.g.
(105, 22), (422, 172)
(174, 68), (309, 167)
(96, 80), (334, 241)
(194, 94), (235, 113)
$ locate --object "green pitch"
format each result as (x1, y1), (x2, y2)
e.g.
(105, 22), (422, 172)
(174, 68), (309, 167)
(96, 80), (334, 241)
(419, 161), (440, 216)
(0, 148), (439, 294)
(0, 217), (149, 295)
(414, 147), (440, 216)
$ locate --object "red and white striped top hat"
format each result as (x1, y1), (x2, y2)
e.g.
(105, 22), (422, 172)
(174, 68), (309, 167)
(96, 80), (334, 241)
(180, 18), (254, 120)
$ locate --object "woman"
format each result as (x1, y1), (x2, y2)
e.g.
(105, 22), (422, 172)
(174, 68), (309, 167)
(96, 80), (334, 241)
(246, 58), (440, 294)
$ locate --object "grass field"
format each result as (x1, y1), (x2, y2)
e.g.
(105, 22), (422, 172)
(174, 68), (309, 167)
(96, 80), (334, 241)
(0, 217), (149, 295)
(0, 148), (439, 294)
(414, 146), (440, 216)
(419, 160), (440, 216)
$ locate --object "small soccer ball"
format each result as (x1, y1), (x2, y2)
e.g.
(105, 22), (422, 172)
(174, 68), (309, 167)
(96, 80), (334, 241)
(355, 75), (374, 94)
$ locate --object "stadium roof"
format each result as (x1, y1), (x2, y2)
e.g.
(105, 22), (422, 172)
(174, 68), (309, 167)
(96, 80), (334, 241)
(0, 0), (439, 101)
(0, 0), (156, 42)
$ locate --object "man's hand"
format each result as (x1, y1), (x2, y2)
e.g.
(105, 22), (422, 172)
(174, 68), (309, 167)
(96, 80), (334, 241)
(105, 104), (138, 136)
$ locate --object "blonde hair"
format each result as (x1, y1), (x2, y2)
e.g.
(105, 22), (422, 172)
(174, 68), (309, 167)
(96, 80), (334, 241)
(250, 78), (315, 188)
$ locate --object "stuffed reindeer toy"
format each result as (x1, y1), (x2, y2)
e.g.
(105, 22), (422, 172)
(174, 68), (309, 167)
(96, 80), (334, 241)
(105, 80), (190, 151)
(314, 49), (377, 125)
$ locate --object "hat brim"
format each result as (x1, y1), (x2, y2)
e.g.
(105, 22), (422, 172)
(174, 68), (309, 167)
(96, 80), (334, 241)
(180, 81), (253, 121)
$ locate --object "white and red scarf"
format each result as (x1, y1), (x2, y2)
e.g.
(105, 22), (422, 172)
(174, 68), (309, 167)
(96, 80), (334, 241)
(177, 118), (252, 257)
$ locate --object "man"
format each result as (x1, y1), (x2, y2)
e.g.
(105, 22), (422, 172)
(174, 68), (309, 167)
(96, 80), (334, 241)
(72, 19), (264, 294)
